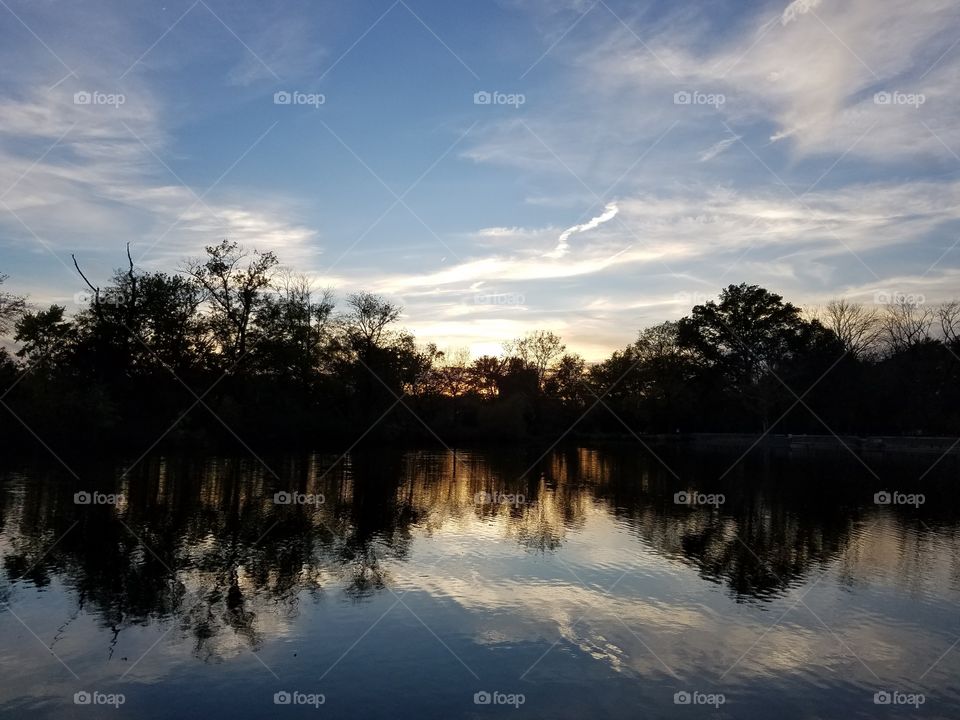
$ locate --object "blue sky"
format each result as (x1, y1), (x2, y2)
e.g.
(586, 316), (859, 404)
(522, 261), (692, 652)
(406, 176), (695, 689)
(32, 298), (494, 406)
(1, 0), (959, 358)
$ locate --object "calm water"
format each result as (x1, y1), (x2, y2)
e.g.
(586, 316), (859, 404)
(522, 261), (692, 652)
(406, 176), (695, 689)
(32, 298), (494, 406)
(1, 445), (959, 719)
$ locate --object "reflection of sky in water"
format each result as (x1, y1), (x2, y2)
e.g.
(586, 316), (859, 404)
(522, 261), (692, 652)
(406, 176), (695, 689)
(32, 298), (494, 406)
(0, 447), (959, 719)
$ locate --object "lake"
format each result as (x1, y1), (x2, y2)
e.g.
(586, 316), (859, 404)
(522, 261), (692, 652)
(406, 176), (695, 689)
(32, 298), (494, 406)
(1, 445), (958, 719)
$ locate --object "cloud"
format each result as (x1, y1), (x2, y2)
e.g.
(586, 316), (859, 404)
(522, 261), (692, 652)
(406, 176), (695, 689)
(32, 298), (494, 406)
(698, 134), (741, 162)
(224, 12), (330, 86)
(359, 179), (960, 356)
(547, 202), (619, 258)
(781, 0), (822, 26)
(531, 0), (960, 163)
(3, 0), (960, 362)
(347, 180), (957, 309)
(0, 2), (322, 292)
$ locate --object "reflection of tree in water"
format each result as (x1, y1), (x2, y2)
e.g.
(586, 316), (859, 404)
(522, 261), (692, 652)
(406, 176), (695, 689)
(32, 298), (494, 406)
(571, 447), (897, 601)
(0, 457), (332, 661)
(502, 470), (591, 553)
(379, 445), (872, 595)
(336, 451), (417, 600)
(0, 450), (454, 659)
(0, 445), (949, 663)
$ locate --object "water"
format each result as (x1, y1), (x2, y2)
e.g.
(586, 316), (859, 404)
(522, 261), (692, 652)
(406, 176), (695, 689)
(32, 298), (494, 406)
(1, 445), (958, 719)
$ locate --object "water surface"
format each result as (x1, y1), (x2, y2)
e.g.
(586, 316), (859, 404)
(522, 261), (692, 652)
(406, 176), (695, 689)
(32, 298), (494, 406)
(1, 445), (958, 718)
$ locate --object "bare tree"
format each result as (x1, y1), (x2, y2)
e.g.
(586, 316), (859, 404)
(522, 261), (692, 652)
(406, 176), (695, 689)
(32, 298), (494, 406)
(275, 269), (335, 339)
(256, 269), (335, 380)
(882, 298), (933, 354)
(504, 330), (566, 386)
(939, 300), (960, 346)
(0, 274), (26, 336)
(821, 299), (882, 358)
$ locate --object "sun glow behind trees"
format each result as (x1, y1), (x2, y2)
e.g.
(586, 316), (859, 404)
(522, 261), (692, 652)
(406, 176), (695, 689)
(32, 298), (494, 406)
(1, 244), (959, 449)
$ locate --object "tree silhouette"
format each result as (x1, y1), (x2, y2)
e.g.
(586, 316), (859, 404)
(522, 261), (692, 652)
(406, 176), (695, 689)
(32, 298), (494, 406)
(0, 274), (26, 337)
(183, 240), (279, 366)
(0, 255), (958, 446)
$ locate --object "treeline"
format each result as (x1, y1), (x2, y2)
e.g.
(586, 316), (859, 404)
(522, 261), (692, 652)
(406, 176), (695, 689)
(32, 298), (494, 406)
(1, 241), (959, 452)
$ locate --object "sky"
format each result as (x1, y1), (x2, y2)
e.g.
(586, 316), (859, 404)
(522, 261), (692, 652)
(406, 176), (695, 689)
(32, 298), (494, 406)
(1, 0), (958, 360)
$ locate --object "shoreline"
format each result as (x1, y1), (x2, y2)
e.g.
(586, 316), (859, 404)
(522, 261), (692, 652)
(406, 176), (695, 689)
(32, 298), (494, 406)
(584, 432), (960, 457)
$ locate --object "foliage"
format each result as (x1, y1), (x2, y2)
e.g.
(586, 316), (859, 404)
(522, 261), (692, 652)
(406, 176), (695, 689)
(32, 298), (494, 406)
(0, 255), (957, 449)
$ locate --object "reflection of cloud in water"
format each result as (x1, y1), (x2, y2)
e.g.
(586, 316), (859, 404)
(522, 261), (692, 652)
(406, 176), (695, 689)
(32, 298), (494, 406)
(1, 446), (959, 710)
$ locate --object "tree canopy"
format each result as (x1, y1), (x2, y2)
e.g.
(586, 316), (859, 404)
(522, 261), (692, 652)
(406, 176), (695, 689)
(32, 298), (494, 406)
(0, 252), (958, 451)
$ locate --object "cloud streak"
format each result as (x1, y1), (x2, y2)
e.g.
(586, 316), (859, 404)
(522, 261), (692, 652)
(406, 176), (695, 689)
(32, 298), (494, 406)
(699, 134), (741, 162)
(546, 202), (619, 258)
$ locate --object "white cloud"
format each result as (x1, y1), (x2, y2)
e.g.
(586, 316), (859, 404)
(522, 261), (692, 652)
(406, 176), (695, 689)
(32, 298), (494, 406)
(0, 80), (318, 288)
(547, 202), (619, 258)
(523, 0), (960, 162)
(698, 134), (741, 162)
(346, 177), (960, 356)
(3, 0), (960, 362)
(781, 0), (822, 26)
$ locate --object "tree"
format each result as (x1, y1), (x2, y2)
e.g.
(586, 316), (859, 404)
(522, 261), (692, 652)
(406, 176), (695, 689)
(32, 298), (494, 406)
(14, 306), (75, 371)
(343, 291), (401, 350)
(470, 355), (506, 398)
(543, 353), (586, 404)
(678, 284), (811, 387)
(583, 322), (700, 433)
(938, 300), (960, 347)
(677, 284), (835, 430)
(71, 248), (210, 377)
(183, 240), (278, 365)
(0, 274), (26, 336)
(632, 321), (698, 428)
(333, 292), (423, 427)
(820, 299), (881, 359)
(5, 256), (959, 446)
(133, 271), (209, 374)
(882, 298), (933, 354)
(504, 330), (566, 388)
(255, 271), (335, 383)
(634, 321), (687, 366)
(588, 345), (642, 404)
(436, 347), (472, 399)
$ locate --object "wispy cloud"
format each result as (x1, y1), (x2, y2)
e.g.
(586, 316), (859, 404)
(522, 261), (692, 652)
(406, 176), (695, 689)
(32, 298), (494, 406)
(0, 1), (322, 293)
(781, 0), (822, 26)
(546, 202), (619, 258)
(698, 134), (741, 162)
(2, 0), (959, 358)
